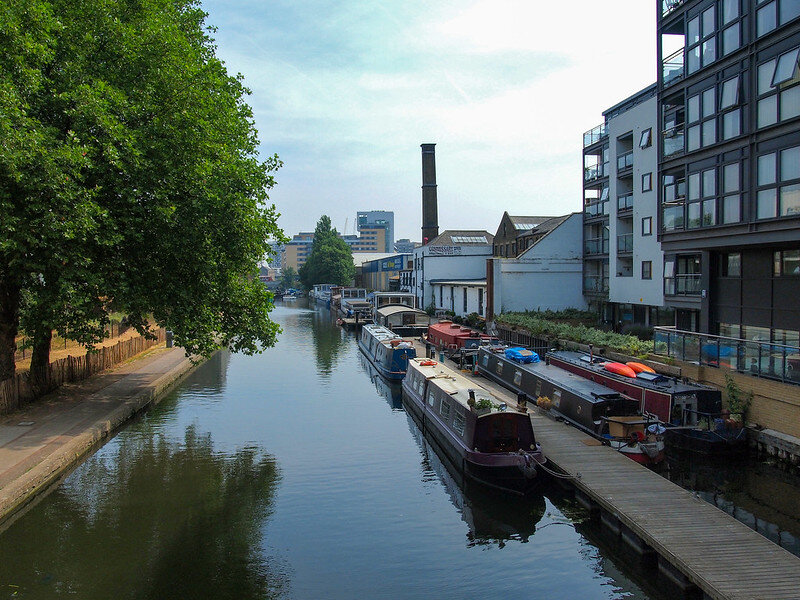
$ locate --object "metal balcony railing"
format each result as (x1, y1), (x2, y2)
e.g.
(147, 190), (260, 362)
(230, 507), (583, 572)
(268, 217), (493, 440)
(583, 276), (610, 294)
(617, 233), (633, 253)
(662, 0), (685, 16)
(584, 237), (610, 255)
(617, 194), (633, 211)
(617, 151), (634, 171)
(664, 274), (701, 296)
(653, 327), (800, 385)
(584, 163), (607, 182)
(583, 123), (607, 147)
(584, 200), (609, 218)
(663, 125), (685, 157)
(663, 48), (685, 86)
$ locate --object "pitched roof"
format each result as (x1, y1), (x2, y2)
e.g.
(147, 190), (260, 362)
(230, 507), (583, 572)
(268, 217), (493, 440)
(516, 215), (570, 239)
(428, 230), (494, 246)
(508, 215), (554, 231)
(518, 213), (578, 255)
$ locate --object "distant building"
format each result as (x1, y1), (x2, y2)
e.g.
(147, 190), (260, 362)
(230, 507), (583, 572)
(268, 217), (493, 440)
(492, 214), (556, 258)
(281, 232), (314, 271)
(357, 210), (394, 252)
(357, 253), (411, 291)
(394, 238), (418, 254)
(431, 279), (487, 318)
(265, 240), (284, 269)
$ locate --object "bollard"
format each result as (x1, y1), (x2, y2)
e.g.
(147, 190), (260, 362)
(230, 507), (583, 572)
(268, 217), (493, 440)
(166, 330), (174, 348)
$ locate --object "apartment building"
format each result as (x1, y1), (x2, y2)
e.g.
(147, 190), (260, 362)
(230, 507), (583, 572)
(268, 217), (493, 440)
(357, 210), (394, 252)
(657, 0), (800, 345)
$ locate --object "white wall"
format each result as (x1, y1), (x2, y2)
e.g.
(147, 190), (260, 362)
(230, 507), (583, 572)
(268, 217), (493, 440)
(491, 214), (586, 314)
(432, 284), (485, 317)
(413, 245), (491, 310)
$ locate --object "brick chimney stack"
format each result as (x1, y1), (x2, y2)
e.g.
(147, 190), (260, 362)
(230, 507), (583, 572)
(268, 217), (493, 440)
(420, 143), (439, 245)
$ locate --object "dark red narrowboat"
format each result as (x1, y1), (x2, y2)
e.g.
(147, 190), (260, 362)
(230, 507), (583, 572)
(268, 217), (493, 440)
(427, 321), (499, 351)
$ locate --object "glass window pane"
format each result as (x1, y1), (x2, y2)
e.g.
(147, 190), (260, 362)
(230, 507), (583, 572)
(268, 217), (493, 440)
(688, 16), (700, 45)
(720, 77), (739, 108)
(702, 88), (715, 117)
(703, 168), (716, 197)
(781, 146), (800, 181)
(723, 109), (741, 139)
(723, 0), (739, 23)
(724, 163), (739, 193)
(723, 194), (741, 223)
(688, 202), (701, 228)
(782, 250), (800, 275)
(781, 0), (800, 24)
(759, 152), (777, 185)
(702, 119), (716, 146)
(702, 39), (717, 66)
(780, 183), (800, 215)
(688, 95), (700, 122)
(772, 48), (800, 86)
(703, 6), (716, 35)
(780, 85), (800, 120)
(688, 45), (701, 73)
(758, 59), (777, 94)
(757, 188), (777, 218)
(722, 24), (740, 55)
(689, 172), (701, 200)
(703, 198), (717, 225)
(758, 95), (779, 127)
(757, 2), (777, 36)
(688, 124), (701, 151)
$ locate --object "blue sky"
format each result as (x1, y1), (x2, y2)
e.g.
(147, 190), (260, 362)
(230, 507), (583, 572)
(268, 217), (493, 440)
(202, 0), (657, 242)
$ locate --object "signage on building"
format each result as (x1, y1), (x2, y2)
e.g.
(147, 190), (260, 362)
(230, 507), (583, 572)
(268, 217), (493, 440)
(381, 259), (397, 270)
(428, 246), (462, 256)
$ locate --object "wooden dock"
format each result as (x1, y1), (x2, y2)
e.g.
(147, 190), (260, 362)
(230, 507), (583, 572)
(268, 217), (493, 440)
(414, 343), (800, 600)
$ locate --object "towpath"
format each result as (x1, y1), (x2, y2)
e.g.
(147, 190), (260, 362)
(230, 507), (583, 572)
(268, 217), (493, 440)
(0, 345), (200, 525)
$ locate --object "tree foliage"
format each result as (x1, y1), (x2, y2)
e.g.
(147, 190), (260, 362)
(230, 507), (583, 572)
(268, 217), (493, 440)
(279, 266), (298, 290)
(299, 216), (355, 288)
(0, 0), (286, 386)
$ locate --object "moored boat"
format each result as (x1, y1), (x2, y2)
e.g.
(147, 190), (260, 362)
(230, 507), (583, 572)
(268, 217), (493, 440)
(402, 357), (546, 494)
(375, 305), (431, 336)
(358, 324), (416, 380)
(426, 321), (500, 351)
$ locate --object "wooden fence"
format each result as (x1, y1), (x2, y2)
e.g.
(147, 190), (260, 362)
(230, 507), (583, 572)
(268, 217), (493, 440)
(0, 328), (166, 415)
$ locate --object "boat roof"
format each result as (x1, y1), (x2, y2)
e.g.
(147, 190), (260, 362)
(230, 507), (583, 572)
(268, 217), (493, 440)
(362, 324), (400, 341)
(408, 358), (503, 413)
(377, 305), (429, 317)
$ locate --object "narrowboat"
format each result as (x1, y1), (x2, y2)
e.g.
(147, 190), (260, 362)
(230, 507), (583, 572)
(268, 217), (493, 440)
(358, 324), (416, 381)
(426, 321), (500, 351)
(402, 357), (546, 494)
(477, 347), (665, 465)
(311, 283), (335, 305)
(545, 351), (745, 455)
(375, 305), (431, 337)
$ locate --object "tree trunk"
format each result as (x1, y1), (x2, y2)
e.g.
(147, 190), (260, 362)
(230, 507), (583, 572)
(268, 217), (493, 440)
(29, 327), (53, 398)
(0, 277), (20, 382)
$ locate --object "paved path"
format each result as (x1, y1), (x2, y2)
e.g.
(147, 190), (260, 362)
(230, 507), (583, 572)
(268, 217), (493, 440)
(0, 346), (199, 524)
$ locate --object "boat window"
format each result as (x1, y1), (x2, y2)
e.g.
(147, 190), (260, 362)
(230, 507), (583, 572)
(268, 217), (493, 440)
(495, 361), (503, 375)
(482, 353), (489, 366)
(513, 370), (522, 386)
(453, 409), (466, 436)
(535, 380), (542, 396)
(427, 389), (436, 407)
(552, 389), (562, 408)
(440, 398), (451, 421)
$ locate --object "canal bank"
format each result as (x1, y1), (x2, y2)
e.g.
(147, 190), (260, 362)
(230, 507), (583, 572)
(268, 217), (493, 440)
(0, 345), (204, 526)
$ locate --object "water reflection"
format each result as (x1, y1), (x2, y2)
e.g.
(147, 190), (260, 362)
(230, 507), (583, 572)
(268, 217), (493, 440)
(0, 425), (284, 600)
(179, 350), (232, 397)
(358, 352), (404, 410)
(307, 302), (348, 377)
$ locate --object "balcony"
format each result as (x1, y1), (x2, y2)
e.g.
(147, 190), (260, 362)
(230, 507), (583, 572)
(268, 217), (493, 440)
(617, 233), (633, 254)
(664, 273), (701, 296)
(584, 237), (609, 255)
(617, 193), (633, 211)
(662, 0), (685, 16)
(662, 48), (684, 86)
(583, 123), (607, 147)
(584, 163), (606, 182)
(583, 276), (610, 294)
(663, 125), (685, 157)
(584, 200), (609, 218)
(616, 151), (633, 172)
(653, 327), (800, 386)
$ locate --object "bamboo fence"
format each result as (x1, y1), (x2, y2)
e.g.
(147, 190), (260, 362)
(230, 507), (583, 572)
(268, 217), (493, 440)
(0, 328), (166, 415)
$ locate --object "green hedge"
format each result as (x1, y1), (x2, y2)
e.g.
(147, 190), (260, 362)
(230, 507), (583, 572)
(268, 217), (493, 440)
(497, 312), (653, 357)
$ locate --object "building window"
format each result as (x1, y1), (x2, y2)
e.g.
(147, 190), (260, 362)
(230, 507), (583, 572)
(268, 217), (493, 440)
(722, 162), (741, 224)
(756, 146), (800, 218)
(662, 174), (686, 231)
(439, 286), (443, 307)
(639, 128), (652, 148)
(757, 47), (800, 128)
(642, 216), (652, 236)
(774, 249), (800, 275)
(687, 86), (716, 151)
(642, 261), (652, 280)
(687, 168), (716, 228)
(478, 288), (483, 315)
(722, 252), (741, 277)
(687, 5), (717, 75)
(757, 0), (800, 37)
(642, 172), (653, 192)
(463, 288), (468, 313)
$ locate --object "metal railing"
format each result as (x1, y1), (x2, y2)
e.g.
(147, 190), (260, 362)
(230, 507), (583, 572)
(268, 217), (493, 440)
(617, 233), (633, 253)
(662, 0), (685, 16)
(584, 200), (609, 218)
(664, 274), (701, 295)
(583, 123), (607, 147)
(663, 48), (685, 85)
(654, 327), (800, 385)
(617, 193), (633, 211)
(663, 125), (685, 157)
(583, 276), (610, 294)
(584, 163), (607, 182)
(584, 237), (609, 255)
(617, 151), (634, 171)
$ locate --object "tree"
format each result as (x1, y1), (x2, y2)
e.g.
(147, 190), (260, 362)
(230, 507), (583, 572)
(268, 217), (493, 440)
(279, 267), (298, 290)
(0, 0), (286, 388)
(299, 216), (355, 288)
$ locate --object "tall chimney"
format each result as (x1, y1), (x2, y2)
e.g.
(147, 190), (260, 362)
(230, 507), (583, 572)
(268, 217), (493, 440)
(420, 143), (439, 245)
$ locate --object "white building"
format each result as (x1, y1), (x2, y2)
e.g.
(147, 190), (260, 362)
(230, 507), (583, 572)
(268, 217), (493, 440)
(431, 279), (486, 317)
(487, 213), (586, 317)
(412, 230), (493, 312)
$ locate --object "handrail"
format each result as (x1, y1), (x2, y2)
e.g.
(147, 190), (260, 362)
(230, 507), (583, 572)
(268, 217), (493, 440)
(583, 123), (607, 147)
(662, 0), (685, 16)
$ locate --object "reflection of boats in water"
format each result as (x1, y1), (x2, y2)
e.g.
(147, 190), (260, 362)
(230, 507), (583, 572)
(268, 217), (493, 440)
(358, 352), (403, 410)
(405, 413), (545, 547)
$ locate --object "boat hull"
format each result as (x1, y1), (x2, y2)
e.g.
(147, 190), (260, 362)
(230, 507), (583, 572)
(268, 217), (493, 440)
(358, 325), (416, 381)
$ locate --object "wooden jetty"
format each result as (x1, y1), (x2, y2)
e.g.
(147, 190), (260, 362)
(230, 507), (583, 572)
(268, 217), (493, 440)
(411, 340), (800, 600)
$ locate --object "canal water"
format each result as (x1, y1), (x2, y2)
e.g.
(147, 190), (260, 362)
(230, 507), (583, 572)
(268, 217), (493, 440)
(0, 301), (679, 599)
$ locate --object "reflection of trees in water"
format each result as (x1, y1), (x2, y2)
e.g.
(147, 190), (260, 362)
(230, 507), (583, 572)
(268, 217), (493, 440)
(0, 425), (286, 600)
(404, 413), (544, 548)
(309, 307), (347, 376)
(180, 350), (232, 395)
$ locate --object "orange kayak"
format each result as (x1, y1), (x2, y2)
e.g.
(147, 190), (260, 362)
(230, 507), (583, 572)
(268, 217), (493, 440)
(604, 362), (637, 378)
(626, 361), (656, 374)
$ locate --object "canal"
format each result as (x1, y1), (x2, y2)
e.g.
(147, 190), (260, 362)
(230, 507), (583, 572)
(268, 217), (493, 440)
(0, 300), (765, 600)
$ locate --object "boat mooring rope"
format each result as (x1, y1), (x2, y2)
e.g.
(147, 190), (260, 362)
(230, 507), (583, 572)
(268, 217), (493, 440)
(537, 460), (580, 480)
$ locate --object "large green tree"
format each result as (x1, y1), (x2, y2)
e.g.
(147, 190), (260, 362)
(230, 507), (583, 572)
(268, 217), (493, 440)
(0, 0), (285, 388)
(299, 216), (355, 288)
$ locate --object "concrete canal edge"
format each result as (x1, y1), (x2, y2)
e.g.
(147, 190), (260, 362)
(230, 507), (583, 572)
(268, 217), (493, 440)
(0, 350), (209, 527)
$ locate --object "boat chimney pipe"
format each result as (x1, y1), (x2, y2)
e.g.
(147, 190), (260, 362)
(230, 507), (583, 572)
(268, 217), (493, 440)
(589, 343), (593, 364)
(469, 389), (475, 402)
(421, 143), (439, 245)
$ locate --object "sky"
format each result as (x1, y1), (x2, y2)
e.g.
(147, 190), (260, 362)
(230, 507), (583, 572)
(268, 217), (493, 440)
(202, 0), (658, 243)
